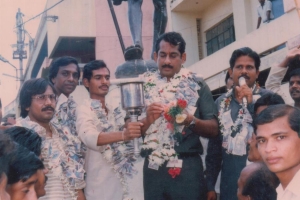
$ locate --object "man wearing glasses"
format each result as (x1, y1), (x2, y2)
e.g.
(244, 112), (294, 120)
(16, 78), (86, 200)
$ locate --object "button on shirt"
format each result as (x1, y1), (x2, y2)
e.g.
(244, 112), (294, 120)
(276, 169), (300, 200)
(257, 0), (274, 23)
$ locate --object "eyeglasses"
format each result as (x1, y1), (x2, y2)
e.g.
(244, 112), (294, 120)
(32, 94), (57, 103)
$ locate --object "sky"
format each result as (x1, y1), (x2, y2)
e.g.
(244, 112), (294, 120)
(0, 0), (47, 110)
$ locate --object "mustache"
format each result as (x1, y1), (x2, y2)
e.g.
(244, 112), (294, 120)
(45, 175), (48, 183)
(291, 89), (300, 93)
(41, 106), (55, 112)
(162, 65), (173, 69)
(239, 75), (250, 80)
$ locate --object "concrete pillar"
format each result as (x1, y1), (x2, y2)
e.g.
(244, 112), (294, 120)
(232, 0), (252, 39)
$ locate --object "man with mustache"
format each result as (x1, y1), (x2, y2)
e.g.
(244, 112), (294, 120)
(139, 32), (218, 199)
(205, 47), (273, 200)
(16, 78), (86, 200)
(76, 60), (142, 200)
(266, 47), (300, 108)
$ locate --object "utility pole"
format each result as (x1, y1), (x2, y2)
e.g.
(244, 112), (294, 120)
(13, 8), (26, 86)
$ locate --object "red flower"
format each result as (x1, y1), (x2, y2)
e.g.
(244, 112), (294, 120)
(177, 99), (187, 109)
(164, 113), (173, 122)
(168, 167), (181, 178)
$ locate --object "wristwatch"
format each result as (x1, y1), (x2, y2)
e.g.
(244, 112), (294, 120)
(188, 116), (196, 128)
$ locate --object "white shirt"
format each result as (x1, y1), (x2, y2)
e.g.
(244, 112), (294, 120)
(76, 99), (123, 200)
(265, 65), (294, 106)
(277, 169), (300, 200)
(257, 0), (274, 23)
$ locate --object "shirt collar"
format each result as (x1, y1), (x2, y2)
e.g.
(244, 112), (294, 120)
(277, 169), (300, 198)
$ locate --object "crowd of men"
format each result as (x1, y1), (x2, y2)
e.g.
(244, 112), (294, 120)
(0, 30), (300, 200)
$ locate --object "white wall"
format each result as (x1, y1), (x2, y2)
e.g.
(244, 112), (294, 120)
(46, 0), (96, 55)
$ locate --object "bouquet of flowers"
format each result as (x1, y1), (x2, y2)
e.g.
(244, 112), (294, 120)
(163, 99), (188, 141)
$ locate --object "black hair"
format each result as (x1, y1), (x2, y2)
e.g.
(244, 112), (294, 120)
(254, 104), (300, 137)
(0, 133), (15, 178)
(7, 144), (44, 185)
(82, 60), (110, 91)
(155, 32), (186, 56)
(254, 93), (285, 114)
(289, 68), (300, 80)
(19, 78), (56, 118)
(229, 47), (260, 70)
(225, 70), (232, 84)
(48, 56), (80, 84)
(242, 163), (279, 200)
(4, 127), (42, 156)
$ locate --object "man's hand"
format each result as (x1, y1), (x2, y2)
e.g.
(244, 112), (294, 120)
(207, 191), (217, 200)
(235, 84), (253, 104)
(76, 189), (86, 200)
(279, 47), (300, 68)
(146, 102), (164, 124)
(123, 122), (143, 141)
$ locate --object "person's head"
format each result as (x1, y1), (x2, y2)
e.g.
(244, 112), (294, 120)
(237, 162), (279, 200)
(6, 144), (44, 200)
(254, 93), (285, 115)
(83, 60), (110, 99)
(4, 127), (41, 156)
(248, 94), (285, 162)
(154, 32), (186, 81)
(0, 133), (15, 200)
(225, 71), (234, 91)
(258, 0), (265, 5)
(4, 127), (47, 198)
(48, 56), (80, 97)
(229, 47), (260, 88)
(289, 68), (300, 103)
(19, 78), (57, 124)
(254, 105), (300, 179)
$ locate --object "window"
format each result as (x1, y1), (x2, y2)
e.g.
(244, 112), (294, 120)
(206, 15), (235, 56)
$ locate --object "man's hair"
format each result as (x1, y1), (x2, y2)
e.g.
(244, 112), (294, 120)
(0, 133), (15, 178)
(7, 144), (44, 184)
(155, 32), (186, 56)
(19, 78), (56, 118)
(289, 68), (300, 80)
(4, 127), (42, 156)
(254, 104), (300, 136)
(229, 47), (260, 70)
(48, 56), (80, 84)
(242, 163), (279, 200)
(225, 71), (232, 84)
(83, 60), (110, 90)
(254, 93), (285, 114)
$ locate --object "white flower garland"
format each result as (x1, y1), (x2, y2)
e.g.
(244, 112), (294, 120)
(89, 99), (136, 200)
(141, 68), (200, 167)
(16, 117), (80, 200)
(218, 89), (253, 155)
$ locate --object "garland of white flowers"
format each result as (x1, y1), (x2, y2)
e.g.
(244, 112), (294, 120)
(16, 117), (80, 200)
(218, 89), (245, 135)
(89, 99), (136, 200)
(218, 88), (253, 155)
(141, 68), (200, 167)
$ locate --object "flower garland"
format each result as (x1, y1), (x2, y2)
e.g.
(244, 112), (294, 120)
(141, 68), (200, 168)
(16, 117), (82, 200)
(89, 99), (137, 200)
(218, 88), (253, 155)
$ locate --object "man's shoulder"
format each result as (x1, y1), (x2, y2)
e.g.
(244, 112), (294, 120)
(215, 93), (227, 103)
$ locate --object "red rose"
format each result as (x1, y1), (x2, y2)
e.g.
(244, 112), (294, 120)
(168, 167), (181, 178)
(177, 99), (187, 109)
(164, 113), (173, 122)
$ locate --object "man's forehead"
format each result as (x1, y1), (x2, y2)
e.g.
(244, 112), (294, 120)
(290, 75), (300, 81)
(92, 68), (110, 76)
(59, 64), (78, 72)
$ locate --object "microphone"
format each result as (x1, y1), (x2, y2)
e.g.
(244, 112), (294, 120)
(238, 76), (247, 107)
